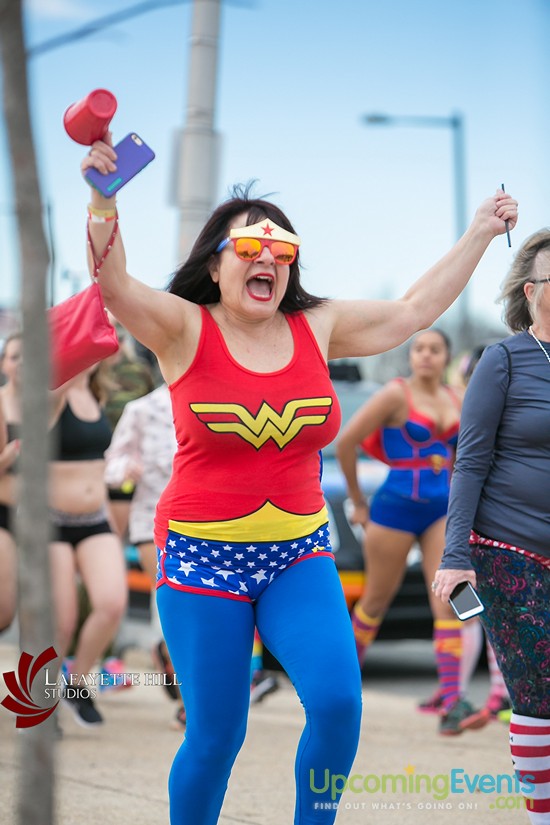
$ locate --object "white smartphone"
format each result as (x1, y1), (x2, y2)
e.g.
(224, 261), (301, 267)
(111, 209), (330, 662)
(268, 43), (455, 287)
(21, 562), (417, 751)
(448, 581), (484, 621)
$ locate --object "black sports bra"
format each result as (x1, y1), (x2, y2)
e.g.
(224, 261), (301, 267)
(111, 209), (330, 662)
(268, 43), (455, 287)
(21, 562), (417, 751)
(50, 402), (112, 462)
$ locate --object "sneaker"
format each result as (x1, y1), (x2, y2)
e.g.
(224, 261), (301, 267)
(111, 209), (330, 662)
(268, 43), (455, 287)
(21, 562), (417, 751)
(485, 693), (511, 719)
(498, 707), (513, 725)
(417, 690), (444, 715)
(169, 704), (187, 732)
(63, 689), (103, 727)
(99, 657), (132, 692)
(439, 698), (490, 736)
(250, 672), (279, 705)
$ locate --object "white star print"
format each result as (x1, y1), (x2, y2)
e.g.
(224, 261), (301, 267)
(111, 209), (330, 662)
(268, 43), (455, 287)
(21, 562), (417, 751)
(235, 553), (244, 560)
(215, 569), (235, 580)
(269, 544), (279, 552)
(251, 570), (267, 584)
(168, 539), (177, 548)
(200, 577), (218, 588)
(189, 545), (198, 553)
(177, 561), (197, 577)
(246, 545), (257, 552)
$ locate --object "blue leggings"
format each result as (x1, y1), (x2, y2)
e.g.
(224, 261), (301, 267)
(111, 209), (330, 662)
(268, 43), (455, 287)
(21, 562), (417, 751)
(157, 556), (363, 825)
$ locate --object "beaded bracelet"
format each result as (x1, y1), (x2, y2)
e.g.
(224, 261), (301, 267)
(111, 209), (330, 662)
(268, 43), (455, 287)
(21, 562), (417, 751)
(87, 215), (119, 280)
(87, 203), (117, 223)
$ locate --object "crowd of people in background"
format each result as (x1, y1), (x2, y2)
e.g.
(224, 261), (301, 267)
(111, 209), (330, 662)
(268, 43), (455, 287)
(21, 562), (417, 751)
(0, 323), (524, 722)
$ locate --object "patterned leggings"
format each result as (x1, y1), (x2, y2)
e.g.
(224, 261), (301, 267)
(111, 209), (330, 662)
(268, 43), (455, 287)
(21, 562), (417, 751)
(470, 543), (550, 718)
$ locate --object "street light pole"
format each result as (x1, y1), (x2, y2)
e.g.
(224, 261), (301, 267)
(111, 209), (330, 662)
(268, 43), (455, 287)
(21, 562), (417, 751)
(362, 112), (470, 344)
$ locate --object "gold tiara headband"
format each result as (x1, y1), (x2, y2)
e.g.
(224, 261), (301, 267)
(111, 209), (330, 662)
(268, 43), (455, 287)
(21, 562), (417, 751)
(229, 219), (301, 246)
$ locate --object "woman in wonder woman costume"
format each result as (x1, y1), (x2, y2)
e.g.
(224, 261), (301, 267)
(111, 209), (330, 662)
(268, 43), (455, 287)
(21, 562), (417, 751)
(81, 135), (517, 825)
(336, 329), (491, 736)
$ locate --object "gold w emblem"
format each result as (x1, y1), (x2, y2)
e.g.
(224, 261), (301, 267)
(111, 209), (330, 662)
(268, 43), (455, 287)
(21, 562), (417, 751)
(190, 397), (333, 449)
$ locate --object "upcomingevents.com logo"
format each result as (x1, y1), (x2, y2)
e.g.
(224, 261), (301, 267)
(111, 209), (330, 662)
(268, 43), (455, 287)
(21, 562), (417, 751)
(1, 646), (59, 728)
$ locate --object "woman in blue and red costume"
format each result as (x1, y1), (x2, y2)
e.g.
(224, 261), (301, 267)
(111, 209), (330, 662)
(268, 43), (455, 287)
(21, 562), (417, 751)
(337, 329), (490, 736)
(81, 136), (517, 825)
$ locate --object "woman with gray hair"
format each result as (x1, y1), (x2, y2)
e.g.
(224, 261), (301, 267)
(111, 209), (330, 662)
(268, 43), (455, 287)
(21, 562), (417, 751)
(433, 229), (550, 824)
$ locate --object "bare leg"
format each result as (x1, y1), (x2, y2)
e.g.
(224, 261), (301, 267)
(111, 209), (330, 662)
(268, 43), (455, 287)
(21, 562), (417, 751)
(48, 541), (80, 659)
(352, 523), (414, 661)
(0, 528), (17, 632)
(72, 533), (127, 679)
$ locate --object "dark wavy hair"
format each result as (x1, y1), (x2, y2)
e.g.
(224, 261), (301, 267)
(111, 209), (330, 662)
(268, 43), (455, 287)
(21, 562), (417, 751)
(167, 183), (326, 312)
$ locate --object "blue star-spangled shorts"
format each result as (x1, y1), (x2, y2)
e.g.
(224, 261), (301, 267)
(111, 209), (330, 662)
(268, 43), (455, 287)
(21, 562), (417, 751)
(156, 524), (334, 603)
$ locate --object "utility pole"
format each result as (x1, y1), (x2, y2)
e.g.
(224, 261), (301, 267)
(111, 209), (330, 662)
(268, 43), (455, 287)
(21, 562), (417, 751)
(0, 2), (54, 823)
(174, 0), (221, 262)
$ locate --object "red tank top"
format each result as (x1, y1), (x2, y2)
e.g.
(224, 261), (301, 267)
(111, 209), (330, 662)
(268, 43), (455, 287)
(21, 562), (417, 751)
(154, 306), (341, 548)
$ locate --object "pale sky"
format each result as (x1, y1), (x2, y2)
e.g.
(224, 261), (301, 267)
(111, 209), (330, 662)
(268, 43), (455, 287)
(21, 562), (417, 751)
(1, 0), (549, 338)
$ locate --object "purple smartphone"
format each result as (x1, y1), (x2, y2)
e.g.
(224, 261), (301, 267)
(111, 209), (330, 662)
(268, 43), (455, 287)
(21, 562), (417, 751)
(85, 132), (155, 197)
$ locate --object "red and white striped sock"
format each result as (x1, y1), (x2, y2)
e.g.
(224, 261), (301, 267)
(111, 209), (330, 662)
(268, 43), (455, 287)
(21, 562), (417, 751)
(510, 712), (550, 823)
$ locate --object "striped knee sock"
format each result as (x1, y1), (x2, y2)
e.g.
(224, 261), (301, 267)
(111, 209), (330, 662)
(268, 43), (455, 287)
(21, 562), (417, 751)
(510, 713), (550, 823)
(434, 619), (462, 712)
(351, 604), (382, 664)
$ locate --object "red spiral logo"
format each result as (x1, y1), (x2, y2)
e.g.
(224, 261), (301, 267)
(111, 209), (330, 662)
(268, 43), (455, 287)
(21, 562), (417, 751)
(1, 646), (59, 728)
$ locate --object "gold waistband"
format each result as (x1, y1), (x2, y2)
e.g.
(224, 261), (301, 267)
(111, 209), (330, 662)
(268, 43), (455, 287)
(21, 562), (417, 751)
(168, 501), (328, 543)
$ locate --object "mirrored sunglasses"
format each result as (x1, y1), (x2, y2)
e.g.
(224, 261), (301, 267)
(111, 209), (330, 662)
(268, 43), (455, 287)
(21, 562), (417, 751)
(216, 236), (298, 265)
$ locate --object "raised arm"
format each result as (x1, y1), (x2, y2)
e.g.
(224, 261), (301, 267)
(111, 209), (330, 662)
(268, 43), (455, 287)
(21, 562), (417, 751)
(325, 191), (518, 360)
(81, 135), (200, 375)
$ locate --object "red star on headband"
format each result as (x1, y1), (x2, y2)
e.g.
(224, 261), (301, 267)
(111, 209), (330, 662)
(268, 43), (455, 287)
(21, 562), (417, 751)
(261, 222), (274, 236)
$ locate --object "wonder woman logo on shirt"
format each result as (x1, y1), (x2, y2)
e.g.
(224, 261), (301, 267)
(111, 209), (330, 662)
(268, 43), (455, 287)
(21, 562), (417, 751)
(190, 397), (333, 449)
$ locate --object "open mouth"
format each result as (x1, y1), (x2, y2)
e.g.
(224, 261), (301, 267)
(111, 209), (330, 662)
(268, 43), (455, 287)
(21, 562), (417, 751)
(246, 274), (274, 301)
